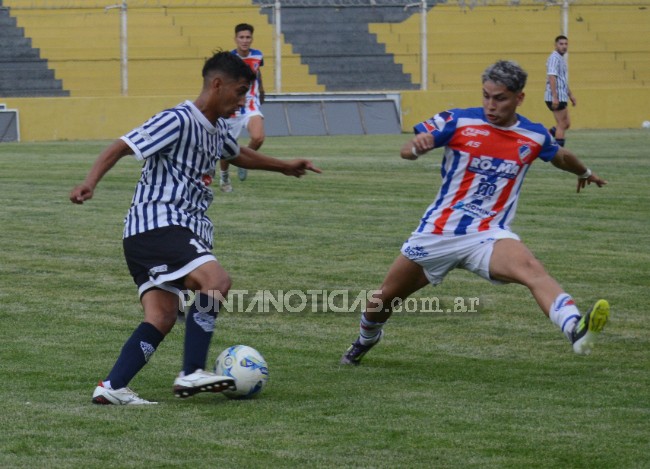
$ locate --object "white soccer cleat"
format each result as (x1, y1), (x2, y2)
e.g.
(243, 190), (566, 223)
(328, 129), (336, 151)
(92, 382), (157, 405)
(173, 369), (235, 398)
(220, 177), (233, 193)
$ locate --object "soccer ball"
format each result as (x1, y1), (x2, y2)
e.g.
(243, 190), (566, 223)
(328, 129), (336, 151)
(642, 120), (650, 129)
(214, 345), (269, 399)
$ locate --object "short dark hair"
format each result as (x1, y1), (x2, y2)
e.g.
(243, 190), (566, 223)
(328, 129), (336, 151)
(482, 60), (528, 93)
(555, 35), (568, 43)
(202, 50), (256, 82)
(235, 23), (254, 34)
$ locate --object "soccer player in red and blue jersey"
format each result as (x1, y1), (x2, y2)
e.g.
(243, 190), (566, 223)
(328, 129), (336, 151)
(341, 60), (609, 365)
(220, 23), (266, 192)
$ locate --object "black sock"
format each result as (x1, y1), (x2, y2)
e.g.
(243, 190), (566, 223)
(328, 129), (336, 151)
(105, 322), (164, 389)
(183, 293), (219, 375)
(556, 138), (565, 147)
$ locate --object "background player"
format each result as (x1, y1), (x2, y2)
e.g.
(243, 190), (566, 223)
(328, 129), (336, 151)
(70, 51), (320, 405)
(220, 23), (266, 192)
(545, 35), (577, 147)
(341, 60), (609, 366)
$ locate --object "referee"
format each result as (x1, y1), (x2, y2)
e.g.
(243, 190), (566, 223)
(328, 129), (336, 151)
(544, 35), (577, 147)
(70, 51), (320, 405)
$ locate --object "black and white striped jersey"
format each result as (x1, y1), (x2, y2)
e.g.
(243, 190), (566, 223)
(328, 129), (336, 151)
(120, 100), (240, 248)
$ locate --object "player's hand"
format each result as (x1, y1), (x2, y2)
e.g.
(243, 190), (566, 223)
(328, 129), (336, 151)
(282, 159), (322, 177)
(577, 173), (607, 193)
(70, 184), (94, 204)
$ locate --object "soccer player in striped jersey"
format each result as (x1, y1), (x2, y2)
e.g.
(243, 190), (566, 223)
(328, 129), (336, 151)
(341, 60), (609, 366)
(70, 51), (320, 405)
(545, 35), (577, 147)
(220, 23), (266, 192)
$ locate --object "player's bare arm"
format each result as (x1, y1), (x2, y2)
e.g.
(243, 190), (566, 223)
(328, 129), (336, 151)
(549, 75), (559, 109)
(551, 147), (607, 192)
(401, 132), (434, 160)
(69, 139), (133, 204)
(231, 146), (321, 177)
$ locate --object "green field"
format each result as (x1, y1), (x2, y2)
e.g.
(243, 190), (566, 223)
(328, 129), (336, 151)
(0, 131), (649, 468)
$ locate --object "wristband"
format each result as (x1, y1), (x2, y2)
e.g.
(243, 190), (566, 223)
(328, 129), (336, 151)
(411, 146), (420, 158)
(579, 168), (592, 179)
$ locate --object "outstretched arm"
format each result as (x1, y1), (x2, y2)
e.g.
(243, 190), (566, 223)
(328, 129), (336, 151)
(69, 139), (133, 204)
(551, 147), (607, 193)
(230, 146), (321, 177)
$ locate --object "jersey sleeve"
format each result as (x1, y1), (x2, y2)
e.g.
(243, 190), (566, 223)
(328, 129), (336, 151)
(413, 109), (459, 148)
(121, 110), (181, 161)
(220, 120), (241, 161)
(538, 130), (560, 162)
(546, 54), (559, 76)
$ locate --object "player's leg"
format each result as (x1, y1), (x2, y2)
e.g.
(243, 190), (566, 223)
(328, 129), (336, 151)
(172, 259), (236, 397)
(92, 288), (176, 405)
(219, 158), (233, 192)
(238, 114), (265, 181)
(552, 106), (570, 146)
(246, 114), (265, 151)
(341, 255), (429, 365)
(489, 238), (608, 354)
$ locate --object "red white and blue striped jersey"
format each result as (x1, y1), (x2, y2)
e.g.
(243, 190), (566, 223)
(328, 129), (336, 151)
(120, 100), (240, 247)
(231, 48), (264, 115)
(413, 107), (559, 236)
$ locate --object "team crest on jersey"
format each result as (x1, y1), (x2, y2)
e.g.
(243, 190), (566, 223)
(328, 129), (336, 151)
(518, 144), (532, 162)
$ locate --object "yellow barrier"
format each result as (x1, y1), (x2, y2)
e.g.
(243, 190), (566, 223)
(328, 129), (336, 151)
(3, 86), (650, 142)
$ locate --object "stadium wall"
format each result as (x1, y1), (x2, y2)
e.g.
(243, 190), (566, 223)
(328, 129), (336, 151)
(3, 87), (650, 141)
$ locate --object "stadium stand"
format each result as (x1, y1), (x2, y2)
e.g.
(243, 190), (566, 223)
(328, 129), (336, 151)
(371, 3), (649, 91)
(0, 5), (67, 97)
(2, 0), (322, 96)
(6, 0), (647, 97)
(256, 3), (419, 91)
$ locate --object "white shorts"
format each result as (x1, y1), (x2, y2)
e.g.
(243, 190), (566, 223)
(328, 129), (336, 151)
(226, 110), (263, 139)
(400, 229), (520, 286)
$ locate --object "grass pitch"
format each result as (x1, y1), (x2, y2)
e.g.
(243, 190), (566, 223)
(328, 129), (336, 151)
(0, 131), (649, 468)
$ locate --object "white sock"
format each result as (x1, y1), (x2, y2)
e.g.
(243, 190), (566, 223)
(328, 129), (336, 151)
(359, 311), (385, 345)
(549, 293), (581, 341)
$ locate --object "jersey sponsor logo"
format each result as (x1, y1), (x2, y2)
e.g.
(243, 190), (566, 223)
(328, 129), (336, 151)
(149, 264), (168, 276)
(468, 155), (520, 179)
(422, 119), (437, 133)
(473, 178), (497, 200)
(136, 128), (153, 143)
(452, 201), (497, 219)
(403, 245), (429, 259)
(461, 127), (490, 138)
(201, 174), (213, 186)
(433, 111), (454, 131)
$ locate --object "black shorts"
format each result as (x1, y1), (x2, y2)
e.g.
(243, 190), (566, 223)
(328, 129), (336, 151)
(546, 101), (568, 111)
(123, 226), (216, 297)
